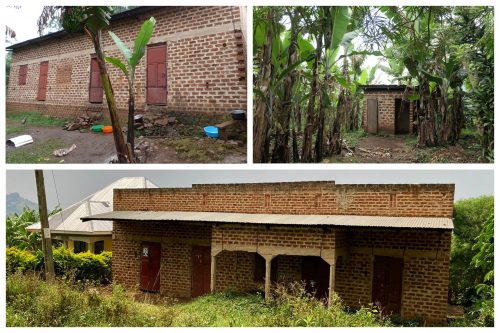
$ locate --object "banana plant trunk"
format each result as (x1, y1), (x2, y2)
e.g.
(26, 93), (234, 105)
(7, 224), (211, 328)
(253, 13), (274, 163)
(127, 85), (136, 159)
(301, 35), (322, 163)
(95, 55), (130, 163)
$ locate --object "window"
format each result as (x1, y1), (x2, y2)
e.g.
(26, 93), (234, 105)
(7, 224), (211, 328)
(89, 56), (103, 103)
(73, 241), (88, 253)
(18, 65), (27, 85)
(94, 241), (105, 254)
(37, 61), (48, 101)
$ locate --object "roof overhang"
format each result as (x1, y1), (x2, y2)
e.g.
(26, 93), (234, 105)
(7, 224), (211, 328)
(361, 85), (412, 92)
(81, 211), (453, 230)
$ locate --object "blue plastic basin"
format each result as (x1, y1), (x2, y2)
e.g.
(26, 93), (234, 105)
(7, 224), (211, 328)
(204, 126), (219, 138)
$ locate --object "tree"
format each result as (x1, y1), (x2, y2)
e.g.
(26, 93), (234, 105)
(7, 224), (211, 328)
(6, 207), (61, 252)
(106, 17), (156, 159)
(38, 6), (132, 163)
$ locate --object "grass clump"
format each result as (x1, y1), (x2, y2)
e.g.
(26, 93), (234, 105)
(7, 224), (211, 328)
(6, 138), (65, 164)
(343, 129), (367, 148)
(7, 272), (175, 327)
(6, 111), (68, 128)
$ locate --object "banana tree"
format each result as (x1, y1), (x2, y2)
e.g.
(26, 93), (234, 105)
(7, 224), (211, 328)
(38, 6), (131, 163)
(106, 17), (156, 158)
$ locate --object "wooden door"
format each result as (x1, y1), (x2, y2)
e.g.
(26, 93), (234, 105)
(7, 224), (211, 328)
(89, 57), (103, 103)
(395, 98), (410, 134)
(140, 242), (161, 292)
(191, 246), (211, 297)
(366, 98), (378, 134)
(302, 256), (330, 300)
(146, 44), (167, 105)
(372, 256), (403, 315)
(37, 61), (49, 101)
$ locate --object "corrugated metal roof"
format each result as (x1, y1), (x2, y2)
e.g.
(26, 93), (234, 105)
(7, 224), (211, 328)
(27, 177), (157, 235)
(81, 211), (453, 230)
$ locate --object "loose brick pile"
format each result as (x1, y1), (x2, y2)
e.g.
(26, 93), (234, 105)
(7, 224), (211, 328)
(111, 181), (453, 324)
(7, 7), (247, 121)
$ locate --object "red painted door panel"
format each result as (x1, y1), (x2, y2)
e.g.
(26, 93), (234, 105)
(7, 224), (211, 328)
(372, 256), (403, 315)
(37, 62), (49, 101)
(146, 44), (167, 105)
(191, 246), (211, 297)
(89, 57), (103, 103)
(140, 242), (161, 292)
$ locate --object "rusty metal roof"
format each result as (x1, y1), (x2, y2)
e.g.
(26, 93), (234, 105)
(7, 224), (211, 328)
(81, 211), (453, 230)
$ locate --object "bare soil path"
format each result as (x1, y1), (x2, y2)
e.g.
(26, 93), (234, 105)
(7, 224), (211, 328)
(6, 126), (246, 164)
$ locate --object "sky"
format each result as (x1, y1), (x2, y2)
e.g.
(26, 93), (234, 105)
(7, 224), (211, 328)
(6, 170), (494, 210)
(4, 5), (47, 46)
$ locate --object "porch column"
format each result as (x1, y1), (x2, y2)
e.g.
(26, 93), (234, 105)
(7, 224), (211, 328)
(263, 254), (275, 301)
(210, 254), (217, 292)
(328, 261), (336, 307)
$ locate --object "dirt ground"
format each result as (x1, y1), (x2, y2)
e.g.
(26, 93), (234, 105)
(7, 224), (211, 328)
(6, 126), (247, 164)
(332, 134), (485, 163)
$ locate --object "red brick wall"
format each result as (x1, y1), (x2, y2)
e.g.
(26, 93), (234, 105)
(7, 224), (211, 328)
(7, 6), (246, 120)
(111, 182), (453, 324)
(112, 220), (211, 298)
(114, 182), (455, 218)
(215, 251), (257, 292)
(363, 90), (414, 135)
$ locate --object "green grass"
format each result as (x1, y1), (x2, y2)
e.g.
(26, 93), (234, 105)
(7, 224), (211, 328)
(343, 129), (367, 148)
(6, 138), (66, 164)
(6, 112), (68, 128)
(7, 274), (389, 327)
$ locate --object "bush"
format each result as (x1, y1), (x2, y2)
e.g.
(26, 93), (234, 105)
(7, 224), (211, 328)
(6, 246), (112, 283)
(6, 247), (38, 273)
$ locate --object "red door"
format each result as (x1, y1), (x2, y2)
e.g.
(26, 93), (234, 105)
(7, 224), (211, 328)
(372, 256), (403, 315)
(140, 242), (161, 292)
(146, 44), (167, 105)
(37, 61), (49, 101)
(302, 256), (330, 301)
(89, 57), (103, 103)
(191, 246), (211, 297)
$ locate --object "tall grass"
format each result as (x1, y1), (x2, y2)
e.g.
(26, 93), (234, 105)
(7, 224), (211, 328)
(7, 274), (388, 327)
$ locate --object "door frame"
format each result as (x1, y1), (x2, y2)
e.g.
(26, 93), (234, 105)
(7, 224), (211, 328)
(146, 42), (167, 106)
(371, 255), (404, 315)
(140, 242), (161, 292)
(191, 245), (211, 298)
(366, 98), (378, 134)
(395, 98), (410, 134)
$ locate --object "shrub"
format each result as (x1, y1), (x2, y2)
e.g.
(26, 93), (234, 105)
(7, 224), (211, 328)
(6, 246), (112, 283)
(6, 247), (38, 273)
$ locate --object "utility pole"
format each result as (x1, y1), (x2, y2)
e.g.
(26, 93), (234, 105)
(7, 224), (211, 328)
(35, 170), (55, 282)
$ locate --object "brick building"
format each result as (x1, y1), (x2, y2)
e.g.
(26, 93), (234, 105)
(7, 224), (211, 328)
(82, 181), (454, 324)
(362, 85), (415, 135)
(6, 6), (247, 120)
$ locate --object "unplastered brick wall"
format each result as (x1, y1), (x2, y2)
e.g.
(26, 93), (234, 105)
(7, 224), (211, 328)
(363, 90), (414, 135)
(113, 181), (454, 218)
(334, 228), (451, 324)
(112, 220), (211, 297)
(212, 224), (340, 251)
(7, 6), (246, 120)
